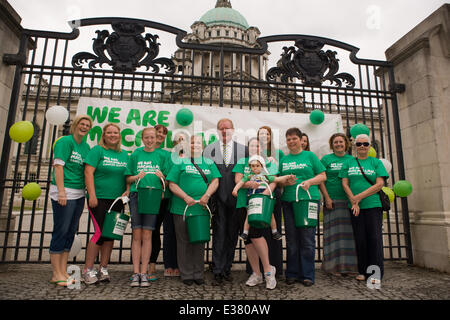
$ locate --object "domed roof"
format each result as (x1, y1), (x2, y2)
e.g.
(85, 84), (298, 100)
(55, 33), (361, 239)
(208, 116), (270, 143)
(199, 5), (250, 30)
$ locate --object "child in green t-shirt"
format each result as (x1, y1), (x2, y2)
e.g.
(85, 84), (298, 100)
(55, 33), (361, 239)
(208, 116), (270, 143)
(232, 155), (282, 241)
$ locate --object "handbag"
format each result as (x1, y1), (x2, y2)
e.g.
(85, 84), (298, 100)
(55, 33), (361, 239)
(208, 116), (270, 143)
(355, 158), (390, 212)
(190, 158), (217, 215)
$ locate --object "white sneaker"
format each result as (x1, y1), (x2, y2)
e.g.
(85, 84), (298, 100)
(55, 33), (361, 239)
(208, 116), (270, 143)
(82, 268), (98, 285)
(265, 265), (277, 290)
(245, 273), (263, 287)
(97, 266), (110, 282)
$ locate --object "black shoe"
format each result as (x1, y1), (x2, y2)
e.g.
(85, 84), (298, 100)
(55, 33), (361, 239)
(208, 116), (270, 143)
(183, 279), (194, 286)
(286, 278), (297, 285)
(223, 273), (233, 282)
(194, 279), (205, 285)
(212, 274), (223, 286)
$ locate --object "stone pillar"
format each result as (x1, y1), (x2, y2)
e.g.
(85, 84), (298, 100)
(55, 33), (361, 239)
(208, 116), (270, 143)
(0, 0), (24, 261)
(385, 4), (450, 272)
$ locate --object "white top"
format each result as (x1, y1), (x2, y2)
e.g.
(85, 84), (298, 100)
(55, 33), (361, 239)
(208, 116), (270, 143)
(49, 158), (85, 201)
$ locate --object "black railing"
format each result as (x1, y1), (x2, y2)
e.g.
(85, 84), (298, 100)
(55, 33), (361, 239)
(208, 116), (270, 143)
(0, 17), (412, 264)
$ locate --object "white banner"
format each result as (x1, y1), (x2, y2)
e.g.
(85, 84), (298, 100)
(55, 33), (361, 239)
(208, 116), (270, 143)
(76, 97), (344, 159)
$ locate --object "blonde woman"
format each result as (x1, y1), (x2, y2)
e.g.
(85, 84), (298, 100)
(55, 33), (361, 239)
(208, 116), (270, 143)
(82, 123), (130, 284)
(49, 115), (92, 287)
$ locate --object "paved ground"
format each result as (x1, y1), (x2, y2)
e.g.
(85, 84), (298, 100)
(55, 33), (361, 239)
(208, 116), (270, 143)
(0, 261), (449, 301)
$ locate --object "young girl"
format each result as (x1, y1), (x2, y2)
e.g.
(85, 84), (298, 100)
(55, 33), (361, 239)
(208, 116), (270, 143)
(232, 155), (282, 241)
(125, 127), (167, 287)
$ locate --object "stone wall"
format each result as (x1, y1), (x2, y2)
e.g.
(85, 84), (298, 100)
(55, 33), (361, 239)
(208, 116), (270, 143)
(385, 4), (450, 272)
(0, 0), (23, 144)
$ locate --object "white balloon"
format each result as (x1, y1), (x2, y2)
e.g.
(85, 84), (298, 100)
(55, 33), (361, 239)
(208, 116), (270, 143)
(68, 234), (82, 260)
(45, 105), (69, 125)
(380, 158), (392, 173)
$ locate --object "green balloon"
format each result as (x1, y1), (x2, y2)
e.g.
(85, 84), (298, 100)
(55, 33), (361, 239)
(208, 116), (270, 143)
(9, 121), (34, 143)
(350, 123), (370, 138)
(176, 108), (194, 127)
(310, 110), (325, 125)
(382, 187), (395, 203)
(393, 180), (413, 197)
(22, 182), (42, 201)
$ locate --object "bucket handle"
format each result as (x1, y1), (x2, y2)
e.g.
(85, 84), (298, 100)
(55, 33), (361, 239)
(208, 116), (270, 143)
(107, 196), (130, 216)
(136, 173), (166, 192)
(295, 183), (312, 202)
(183, 201), (212, 222)
(251, 181), (273, 199)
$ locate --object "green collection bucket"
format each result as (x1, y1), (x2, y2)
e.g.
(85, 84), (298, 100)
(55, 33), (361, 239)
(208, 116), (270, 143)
(136, 174), (166, 215)
(184, 202), (212, 244)
(138, 187), (163, 214)
(247, 183), (275, 229)
(292, 184), (318, 228)
(101, 196), (130, 240)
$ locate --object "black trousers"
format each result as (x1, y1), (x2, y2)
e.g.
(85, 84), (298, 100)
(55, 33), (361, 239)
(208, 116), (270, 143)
(211, 200), (246, 276)
(350, 207), (384, 280)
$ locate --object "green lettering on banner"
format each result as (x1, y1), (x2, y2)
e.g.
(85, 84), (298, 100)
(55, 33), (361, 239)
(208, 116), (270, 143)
(135, 130), (143, 147)
(165, 130), (173, 148)
(88, 126), (103, 143)
(121, 128), (135, 147)
(142, 110), (157, 126)
(157, 111), (170, 126)
(126, 109), (141, 126)
(108, 107), (121, 123)
(87, 106), (108, 124)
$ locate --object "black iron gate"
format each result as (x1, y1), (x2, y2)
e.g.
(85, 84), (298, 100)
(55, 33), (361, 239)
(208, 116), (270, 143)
(0, 17), (412, 264)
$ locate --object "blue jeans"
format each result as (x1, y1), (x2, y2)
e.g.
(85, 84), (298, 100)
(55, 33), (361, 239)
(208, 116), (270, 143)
(282, 200), (317, 283)
(50, 197), (85, 254)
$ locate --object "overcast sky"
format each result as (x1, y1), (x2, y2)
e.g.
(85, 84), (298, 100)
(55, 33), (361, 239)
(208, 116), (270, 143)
(8, 0), (447, 62)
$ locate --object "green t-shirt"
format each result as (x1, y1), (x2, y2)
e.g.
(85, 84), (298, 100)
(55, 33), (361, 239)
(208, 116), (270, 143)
(232, 157), (279, 208)
(279, 151), (325, 202)
(125, 148), (168, 193)
(84, 145), (129, 199)
(166, 157), (221, 215)
(51, 135), (91, 190)
(339, 157), (389, 209)
(155, 147), (173, 199)
(320, 153), (354, 200)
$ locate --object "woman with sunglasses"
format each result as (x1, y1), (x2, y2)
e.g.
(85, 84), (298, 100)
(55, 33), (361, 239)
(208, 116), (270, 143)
(339, 134), (389, 284)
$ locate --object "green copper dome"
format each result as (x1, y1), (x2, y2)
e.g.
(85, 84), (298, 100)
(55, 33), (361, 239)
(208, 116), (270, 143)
(199, 7), (250, 30)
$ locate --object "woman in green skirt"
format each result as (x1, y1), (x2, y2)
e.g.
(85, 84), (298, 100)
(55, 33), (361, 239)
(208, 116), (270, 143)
(319, 133), (358, 276)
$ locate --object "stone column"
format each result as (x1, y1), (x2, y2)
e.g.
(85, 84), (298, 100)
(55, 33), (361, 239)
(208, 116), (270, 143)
(0, 0), (24, 261)
(385, 4), (450, 272)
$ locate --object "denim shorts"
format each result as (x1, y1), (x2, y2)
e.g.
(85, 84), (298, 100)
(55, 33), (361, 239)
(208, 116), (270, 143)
(129, 192), (157, 230)
(50, 197), (85, 254)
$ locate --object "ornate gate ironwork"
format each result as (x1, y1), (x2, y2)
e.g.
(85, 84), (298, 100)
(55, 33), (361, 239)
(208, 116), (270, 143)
(0, 17), (412, 265)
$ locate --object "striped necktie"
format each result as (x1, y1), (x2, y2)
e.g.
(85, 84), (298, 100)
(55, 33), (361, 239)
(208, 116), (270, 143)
(223, 143), (229, 166)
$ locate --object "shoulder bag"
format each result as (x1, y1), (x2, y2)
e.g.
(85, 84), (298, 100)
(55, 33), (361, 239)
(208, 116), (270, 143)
(355, 157), (390, 212)
(190, 158), (217, 214)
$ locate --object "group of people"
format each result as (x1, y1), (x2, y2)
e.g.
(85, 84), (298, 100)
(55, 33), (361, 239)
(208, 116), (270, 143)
(48, 114), (388, 290)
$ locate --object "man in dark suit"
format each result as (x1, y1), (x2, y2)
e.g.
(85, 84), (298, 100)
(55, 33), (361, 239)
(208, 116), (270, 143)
(203, 118), (248, 285)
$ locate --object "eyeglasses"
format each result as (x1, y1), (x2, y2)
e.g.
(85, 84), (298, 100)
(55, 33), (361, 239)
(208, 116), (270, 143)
(355, 142), (370, 147)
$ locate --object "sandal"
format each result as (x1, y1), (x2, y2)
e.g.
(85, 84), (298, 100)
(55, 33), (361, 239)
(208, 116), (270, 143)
(355, 274), (365, 281)
(147, 273), (158, 281)
(51, 280), (69, 287)
(164, 268), (174, 277)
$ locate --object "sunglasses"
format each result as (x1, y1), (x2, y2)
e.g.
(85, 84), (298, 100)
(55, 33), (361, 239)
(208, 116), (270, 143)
(356, 142), (370, 147)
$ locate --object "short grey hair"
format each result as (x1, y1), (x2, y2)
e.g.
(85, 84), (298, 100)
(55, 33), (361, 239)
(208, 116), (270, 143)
(355, 134), (370, 142)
